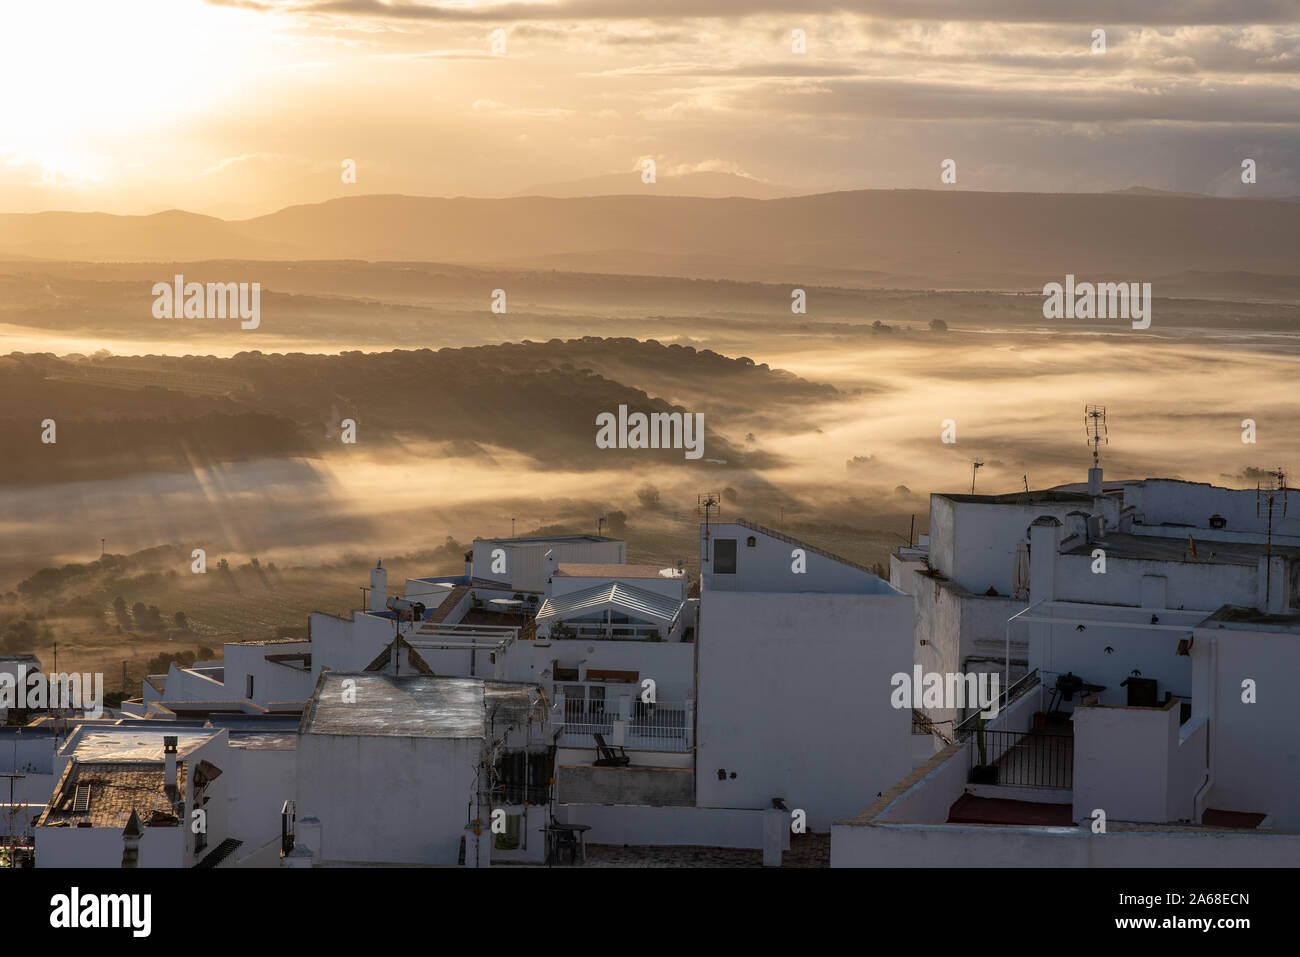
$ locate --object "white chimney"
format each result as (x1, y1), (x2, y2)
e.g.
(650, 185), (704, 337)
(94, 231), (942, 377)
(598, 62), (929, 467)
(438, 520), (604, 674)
(1087, 467), (1103, 496)
(1028, 516), (1062, 604)
(369, 559), (387, 612)
(163, 735), (178, 793)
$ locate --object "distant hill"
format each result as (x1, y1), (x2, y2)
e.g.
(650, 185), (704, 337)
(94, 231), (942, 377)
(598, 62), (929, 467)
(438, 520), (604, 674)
(513, 170), (801, 200)
(3, 190), (1299, 292)
(0, 339), (820, 485)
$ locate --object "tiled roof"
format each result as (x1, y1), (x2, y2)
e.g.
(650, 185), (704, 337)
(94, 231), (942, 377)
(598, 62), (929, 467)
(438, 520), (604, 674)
(195, 837), (243, 868)
(428, 585), (471, 624)
(38, 761), (186, 830)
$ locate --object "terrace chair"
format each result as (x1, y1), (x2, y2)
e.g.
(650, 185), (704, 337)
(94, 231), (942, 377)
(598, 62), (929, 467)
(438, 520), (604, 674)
(592, 732), (630, 767)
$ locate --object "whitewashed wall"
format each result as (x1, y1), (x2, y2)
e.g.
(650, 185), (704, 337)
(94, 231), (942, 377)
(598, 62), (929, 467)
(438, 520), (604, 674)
(695, 590), (913, 830)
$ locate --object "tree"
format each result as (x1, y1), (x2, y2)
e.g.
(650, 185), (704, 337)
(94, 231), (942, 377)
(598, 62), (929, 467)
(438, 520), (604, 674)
(113, 596), (130, 627)
(635, 484), (661, 510)
(929, 318), (948, 332)
(606, 510), (627, 533)
(174, 611), (189, 630)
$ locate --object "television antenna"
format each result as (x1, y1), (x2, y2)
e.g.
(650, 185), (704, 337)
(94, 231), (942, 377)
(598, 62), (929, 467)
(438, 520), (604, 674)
(970, 460), (984, 495)
(1256, 467), (1288, 609)
(1084, 405), (1107, 468)
(697, 492), (721, 566)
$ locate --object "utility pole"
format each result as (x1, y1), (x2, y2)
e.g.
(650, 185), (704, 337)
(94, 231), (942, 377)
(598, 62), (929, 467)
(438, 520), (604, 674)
(971, 460), (984, 495)
(2, 730), (22, 867)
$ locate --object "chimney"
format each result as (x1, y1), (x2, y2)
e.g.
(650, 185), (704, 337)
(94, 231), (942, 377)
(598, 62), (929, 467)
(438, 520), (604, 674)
(1087, 466), (1103, 496)
(121, 809), (142, 868)
(369, 559), (387, 612)
(163, 734), (178, 794)
(1028, 516), (1062, 603)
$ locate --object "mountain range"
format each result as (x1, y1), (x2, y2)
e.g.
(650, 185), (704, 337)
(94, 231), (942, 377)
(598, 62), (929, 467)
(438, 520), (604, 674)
(3, 190), (1299, 292)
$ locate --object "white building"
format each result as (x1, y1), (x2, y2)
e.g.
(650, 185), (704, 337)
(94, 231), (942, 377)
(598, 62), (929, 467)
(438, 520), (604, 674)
(0, 654), (43, 722)
(471, 534), (625, 592)
(893, 471), (1300, 736)
(834, 471), (1300, 867)
(35, 724), (234, 868)
(694, 519), (914, 831)
(290, 672), (552, 867)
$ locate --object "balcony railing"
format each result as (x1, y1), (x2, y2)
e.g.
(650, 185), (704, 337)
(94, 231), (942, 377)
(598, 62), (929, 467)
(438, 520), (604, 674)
(953, 668), (1040, 741)
(970, 728), (1073, 789)
(557, 698), (692, 753)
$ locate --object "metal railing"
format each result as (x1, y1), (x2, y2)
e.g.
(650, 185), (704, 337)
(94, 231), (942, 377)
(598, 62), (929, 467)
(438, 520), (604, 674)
(953, 668), (1040, 741)
(557, 700), (691, 753)
(970, 728), (1073, 789)
(732, 518), (878, 575)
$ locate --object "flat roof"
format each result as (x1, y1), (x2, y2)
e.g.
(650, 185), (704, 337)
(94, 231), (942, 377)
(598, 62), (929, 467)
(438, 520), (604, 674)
(477, 534), (620, 545)
(555, 563), (685, 579)
(227, 637), (308, 646)
(66, 728), (217, 763)
(301, 674), (542, 740)
(1200, 605), (1300, 632)
(1065, 532), (1300, 566)
(939, 490), (1100, 505)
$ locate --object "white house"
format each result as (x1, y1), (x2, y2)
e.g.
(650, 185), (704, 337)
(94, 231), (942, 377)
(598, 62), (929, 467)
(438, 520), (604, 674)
(35, 725), (233, 868)
(833, 471), (1300, 867)
(471, 534), (625, 592)
(694, 519), (914, 831)
(291, 672), (552, 867)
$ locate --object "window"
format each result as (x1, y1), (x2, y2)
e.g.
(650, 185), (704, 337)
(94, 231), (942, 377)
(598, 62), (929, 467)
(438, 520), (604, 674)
(714, 538), (737, 574)
(746, 536), (757, 547)
(245, 675), (255, 699)
(495, 813), (522, 851)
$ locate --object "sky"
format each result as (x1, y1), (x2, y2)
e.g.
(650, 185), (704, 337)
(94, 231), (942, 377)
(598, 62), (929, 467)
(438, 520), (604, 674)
(1, 0), (1298, 217)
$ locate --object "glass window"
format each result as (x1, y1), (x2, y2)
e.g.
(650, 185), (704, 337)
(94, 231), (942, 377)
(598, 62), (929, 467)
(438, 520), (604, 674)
(714, 538), (737, 574)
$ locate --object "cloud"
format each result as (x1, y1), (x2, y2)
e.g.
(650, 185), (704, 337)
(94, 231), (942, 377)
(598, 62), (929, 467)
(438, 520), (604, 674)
(203, 0), (1300, 25)
(201, 153), (295, 176)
